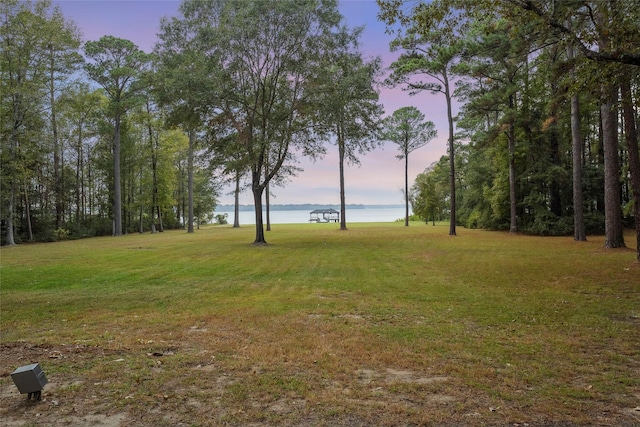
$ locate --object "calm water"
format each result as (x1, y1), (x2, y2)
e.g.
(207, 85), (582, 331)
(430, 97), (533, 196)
(213, 207), (407, 225)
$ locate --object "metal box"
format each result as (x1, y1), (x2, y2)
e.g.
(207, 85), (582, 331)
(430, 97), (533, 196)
(11, 363), (48, 396)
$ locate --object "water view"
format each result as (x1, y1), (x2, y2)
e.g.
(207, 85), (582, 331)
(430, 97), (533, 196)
(213, 206), (407, 225)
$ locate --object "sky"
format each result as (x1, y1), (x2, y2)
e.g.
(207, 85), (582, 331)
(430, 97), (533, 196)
(53, 0), (454, 206)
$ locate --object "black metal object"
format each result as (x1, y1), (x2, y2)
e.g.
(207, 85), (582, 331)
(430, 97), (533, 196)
(11, 363), (48, 401)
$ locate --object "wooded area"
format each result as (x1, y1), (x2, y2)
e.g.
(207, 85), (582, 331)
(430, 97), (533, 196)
(1, 0), (219, 244)
(1, 0), (639, 255)
(381, 0), (640, 259)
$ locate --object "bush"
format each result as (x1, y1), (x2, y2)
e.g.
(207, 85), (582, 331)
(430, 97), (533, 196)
(466, 209), (482, 229)
(54, 228), (71, 240)
(584, 212), (605, 235)
(522, 211), (573, 236)
(65, 217), (112, 238)
(215, 213), (228, 225)
(29, 215), (56, 242)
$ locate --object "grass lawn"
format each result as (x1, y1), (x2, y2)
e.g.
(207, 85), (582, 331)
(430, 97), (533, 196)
(1, 223), (639, 426)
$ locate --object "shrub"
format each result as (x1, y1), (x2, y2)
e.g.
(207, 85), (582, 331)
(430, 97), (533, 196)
(54, 228), (71, 240)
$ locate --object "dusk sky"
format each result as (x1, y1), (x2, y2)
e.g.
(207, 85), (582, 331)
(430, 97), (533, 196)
(53, 0), (455, 206)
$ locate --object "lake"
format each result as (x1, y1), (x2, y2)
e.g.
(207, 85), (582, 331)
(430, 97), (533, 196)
(213, 207), (407, 225)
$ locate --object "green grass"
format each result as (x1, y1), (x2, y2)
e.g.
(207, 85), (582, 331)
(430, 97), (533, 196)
(1, 223), (639, 426)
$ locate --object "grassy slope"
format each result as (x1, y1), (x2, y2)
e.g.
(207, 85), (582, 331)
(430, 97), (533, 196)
(1, 223), (638, 426)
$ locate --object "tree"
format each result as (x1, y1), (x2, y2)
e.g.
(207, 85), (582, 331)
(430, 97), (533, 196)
(192, 165), (218, 227)
(620, 68), (640, 260)
(155, 4), (221, 234)
(84, 36), (149, 236)
(1, 0), (80, 245)
(1, 0), (45, 245)
(208, 133), (249, 229)
(566, 37), (586, 242)
(505, 0), (640, 66)
(412, 160), (448, 225)
(382, 106), (436, 226)
(379, 0), (639, 253)
(378, 0), (464, 235)
(598, 26), (625, 249)
(57, 82), (103, 225)
(455, 14), (540, 233)
(316, 28), (383, 230)
(45, 11), (82, 229)
(199, 0), (345, 244)
(130, 96), (167, 233)
(504, 0), (640, 249)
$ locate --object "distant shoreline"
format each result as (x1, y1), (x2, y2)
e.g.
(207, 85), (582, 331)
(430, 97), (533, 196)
(215, 204), (404, 212)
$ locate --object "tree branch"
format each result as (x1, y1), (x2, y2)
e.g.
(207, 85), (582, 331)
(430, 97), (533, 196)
(506, 0), (640, 66)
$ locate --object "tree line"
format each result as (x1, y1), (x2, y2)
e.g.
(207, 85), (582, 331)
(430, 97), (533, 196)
(1, 0), (219, 244)
(2, 0), (394, 245)
(380, 0), (639, 260)
(2, 0), (639, 257)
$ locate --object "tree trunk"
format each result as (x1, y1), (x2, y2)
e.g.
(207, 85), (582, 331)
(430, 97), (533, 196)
(508, 93), (518, 233)
(50, 45), (64, 229)
(404, 147), (409, 227)
(138, 161), (144, 233)
(151, 128), (158, 233)
(252, 178), (266, 245)
(5, 126), (18, 246)
(87, 149), (93, 217)
(596, 110), (606, 215)
(445, 73), (456, 236)
(338, 130), (348, 231)
(621, 71), (640, 260)
(548, 79), (562, 218)
(571, 93), (587, 241)
(81, 145), (86, 222)
(176, 181), (182, 226)
(113, 114), (123, 236)
(597, 8), (625, 249)
(601, 84), (625, 248)
(24, 184), (33, 242)
(187, 129), (195, 233)
(567, 41), (586, 241)
(157, 205), (164, 232)
(233, 173), (241, 228)
(75, 125), (83, 224)
(266, 183), (271, 232)
(6, 179), (16, 245)
(150, 203), (156, 233)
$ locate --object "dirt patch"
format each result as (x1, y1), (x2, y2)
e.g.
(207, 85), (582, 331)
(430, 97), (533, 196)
(2, 341), (637, 426)
(1, 380), (126, 427)
(353, 367), (456, 408)
(384, 368), (449, 385)
(0, 413), (127, 427)
(267, 397), (306, 414)
(356, 367), (449, 386)
(1, 342), (126, 426)
(624, 402), (640, 424)
(0, 342), (119, 368)
(187, 326), (209, 333)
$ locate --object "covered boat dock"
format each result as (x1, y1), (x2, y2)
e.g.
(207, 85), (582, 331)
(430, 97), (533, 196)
(309, 208), (339, 223)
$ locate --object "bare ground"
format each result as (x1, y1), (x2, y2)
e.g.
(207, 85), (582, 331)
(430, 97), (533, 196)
(2, 339), (639, 427)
